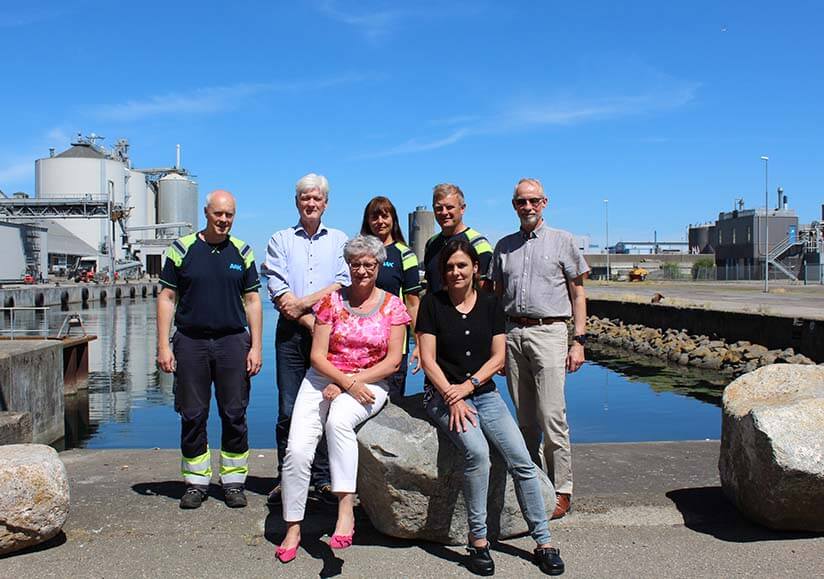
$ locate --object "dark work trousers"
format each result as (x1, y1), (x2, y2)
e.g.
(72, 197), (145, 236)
(386, 352), (409, 404)
(275, 317), (330, 486)
(173, 331), (251, 462)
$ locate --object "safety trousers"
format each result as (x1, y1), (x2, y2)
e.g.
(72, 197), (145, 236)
(173, 331), (251, 488)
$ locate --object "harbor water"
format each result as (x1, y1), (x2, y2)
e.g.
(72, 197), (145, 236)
(15, 295), (724, 449)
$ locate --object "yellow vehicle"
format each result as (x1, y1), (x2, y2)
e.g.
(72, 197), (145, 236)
(629, 266), (649, 281)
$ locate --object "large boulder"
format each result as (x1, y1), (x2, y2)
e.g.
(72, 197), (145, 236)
(357, 396), (556, 545)
(719, 365), (824, 531)
(0, 444), (70, 555)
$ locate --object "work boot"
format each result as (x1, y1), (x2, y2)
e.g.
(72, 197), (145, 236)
(465, 543), (495, 576)
(534, 546), (565, 575)
(224, 487), (247, 508)
(180, 486), (207, 509)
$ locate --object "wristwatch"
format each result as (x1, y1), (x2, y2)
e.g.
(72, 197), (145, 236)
(469, 376), (482, 388)
(573, 334), (588, 346)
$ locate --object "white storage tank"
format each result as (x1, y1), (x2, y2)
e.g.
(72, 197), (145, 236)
(157, 172), (198, 236)
(35, 141), (127, 254)
(125, 168), (153, 242)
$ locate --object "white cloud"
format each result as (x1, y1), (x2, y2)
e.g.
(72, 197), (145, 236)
(358, 128), (469, 159)
(362, 81), (700, 158)
(92, 76), (367, 122)
(316, 0), (405, 40)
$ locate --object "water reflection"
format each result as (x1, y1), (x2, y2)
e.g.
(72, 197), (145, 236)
(44, 297), (727, 449)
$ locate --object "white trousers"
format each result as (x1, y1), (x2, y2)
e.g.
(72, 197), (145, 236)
(282, 367), (388, 522)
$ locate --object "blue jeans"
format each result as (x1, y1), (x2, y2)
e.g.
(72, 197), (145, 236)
(426, 389), (552, 544)
(275, 317), (329, 486)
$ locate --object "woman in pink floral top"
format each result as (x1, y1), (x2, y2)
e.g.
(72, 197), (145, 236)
(277, 235), (410, 563)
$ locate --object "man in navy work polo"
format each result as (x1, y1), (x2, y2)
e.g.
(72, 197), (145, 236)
(261, 173), (349, 505)
(423, 183), (494, 293)
(157, 189), (263, 510)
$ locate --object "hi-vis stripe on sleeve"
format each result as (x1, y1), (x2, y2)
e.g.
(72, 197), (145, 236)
(165, 233), (198, 267)
(465, 228), (493, 255)
(398, 243), (419, 271)
(230, 237), (255, 269)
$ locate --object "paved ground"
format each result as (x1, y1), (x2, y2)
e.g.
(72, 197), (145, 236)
(3, 442), (823, 578)
(586, 280), (824, 320)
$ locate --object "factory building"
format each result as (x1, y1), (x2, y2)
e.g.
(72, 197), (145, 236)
(0, 133), (199, 281)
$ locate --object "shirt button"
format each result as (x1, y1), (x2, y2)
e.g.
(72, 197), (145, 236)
(461, 314), (467, 319)
(466, 372), (471, 377)
(465, 350), (471, 356)
(465, 330), (470, 335)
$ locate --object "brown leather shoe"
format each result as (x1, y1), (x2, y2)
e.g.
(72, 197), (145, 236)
(551, 493), (571, 520)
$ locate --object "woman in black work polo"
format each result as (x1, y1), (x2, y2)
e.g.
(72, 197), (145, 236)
(416, 237), (564, 577)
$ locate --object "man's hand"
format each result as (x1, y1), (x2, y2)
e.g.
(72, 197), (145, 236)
(246, 345), (262, 376)
(297, 313), (315, 334)
(566, 342), (585, 373)
(442, 381), (473, 406)
(449, 400), (478, 432)
(157, 345), (176, 373)
(276, 293), (307, 320)
(322, 383), (342, 401)
(409, 345), (422, 374)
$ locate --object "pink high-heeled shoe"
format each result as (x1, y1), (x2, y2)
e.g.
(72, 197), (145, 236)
(330, 530), (354, 550)
(276, 540), (300, 563)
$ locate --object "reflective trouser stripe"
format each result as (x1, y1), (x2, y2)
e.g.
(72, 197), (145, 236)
(181, 449), (212, 486)
(220, 450), (248, 485)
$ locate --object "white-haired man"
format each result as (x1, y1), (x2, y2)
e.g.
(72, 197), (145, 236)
(491, 178), (589, 520)
(261, 173), (349, 505)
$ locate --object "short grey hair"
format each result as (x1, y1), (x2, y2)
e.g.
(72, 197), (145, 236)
(344, 234), (386, 264)
(295, 173), (330, 200)
(513, 178), (545, 199)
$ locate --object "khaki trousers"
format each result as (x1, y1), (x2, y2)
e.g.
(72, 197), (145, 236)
(505, 322), (573, 495)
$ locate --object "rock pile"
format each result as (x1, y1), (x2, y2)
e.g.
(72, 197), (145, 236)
(719, 364), (824, 531)
(356, 398), (556, 545)
(586, 316), (816, 377)
(0, 444), (70, 555)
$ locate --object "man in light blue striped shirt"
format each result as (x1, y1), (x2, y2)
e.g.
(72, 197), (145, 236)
(261, 173), (349, 505)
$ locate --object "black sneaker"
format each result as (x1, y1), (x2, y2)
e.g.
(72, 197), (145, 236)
(224, 487), (247, 508)
(534, 546), (565, 576)
(266, 483), (282, 507)
(465, 544), (495, 576)
(180, 487), (207, 509)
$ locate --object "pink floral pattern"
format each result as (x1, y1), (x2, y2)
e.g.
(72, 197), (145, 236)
(314, 290), (411, 372)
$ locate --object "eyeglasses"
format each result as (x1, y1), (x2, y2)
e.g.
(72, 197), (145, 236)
(514, 197), (546, 207)
(350, 261), (379, 273)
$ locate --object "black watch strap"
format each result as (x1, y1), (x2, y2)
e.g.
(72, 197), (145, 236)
(573, 334), (587, 346)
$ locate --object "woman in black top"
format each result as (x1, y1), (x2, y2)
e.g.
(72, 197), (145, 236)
(417, 238), (564, 577)
(360, 196), (421, 402)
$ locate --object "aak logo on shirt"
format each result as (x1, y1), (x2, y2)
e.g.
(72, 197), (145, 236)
(229, 263), (243, 271)
(383, 261), (394, 268)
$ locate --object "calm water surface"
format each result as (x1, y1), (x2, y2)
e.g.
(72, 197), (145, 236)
(23, 296), (724, 449)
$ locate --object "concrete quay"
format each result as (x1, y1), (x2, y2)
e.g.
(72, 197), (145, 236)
(0, 280), (158, 309)
(2, 442), (823, 578)
(586, 281), (824, 362)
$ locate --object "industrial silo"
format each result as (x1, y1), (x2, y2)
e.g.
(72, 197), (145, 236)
(408, 205), (435, 263)
(125, 168), (153, 242)
(157, 173), (198, 236)
(35, 139), (127, 255)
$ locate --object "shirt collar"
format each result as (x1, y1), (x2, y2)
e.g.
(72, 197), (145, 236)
(520, 219), (546, 240)
(294, 221), (329, 238)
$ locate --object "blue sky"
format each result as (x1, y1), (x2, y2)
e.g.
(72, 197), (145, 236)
(1, 1), (823, 255)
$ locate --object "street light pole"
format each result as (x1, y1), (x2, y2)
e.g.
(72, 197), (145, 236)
(604, 199), (610, 281)
(761, 156), (769, 292)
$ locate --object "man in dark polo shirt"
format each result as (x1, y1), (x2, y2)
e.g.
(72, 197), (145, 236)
(157, 189), (263, 510)
(423, 183), (493, 293)
(491, 177), (589, 520)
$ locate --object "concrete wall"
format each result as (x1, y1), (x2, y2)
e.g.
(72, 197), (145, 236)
(0, 341), (64, 444)
(0, 223), (31, 280)
(0, 281), (158, 308)
(588, 298), (824, 363)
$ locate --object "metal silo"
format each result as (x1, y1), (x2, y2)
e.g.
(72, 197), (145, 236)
(408, 205), (435, 263)
(157, 173), (199, 236)
(125, 168), (152, 242)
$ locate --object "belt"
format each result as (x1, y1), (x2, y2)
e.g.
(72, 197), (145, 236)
(506, 315), (568, 327)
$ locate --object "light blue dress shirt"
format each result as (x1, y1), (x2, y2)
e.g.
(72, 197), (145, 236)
(261, 222), (350, 303)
